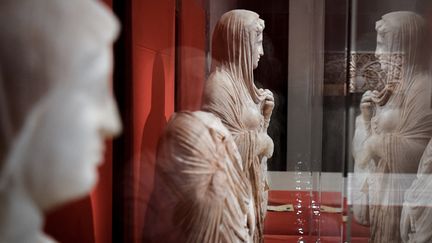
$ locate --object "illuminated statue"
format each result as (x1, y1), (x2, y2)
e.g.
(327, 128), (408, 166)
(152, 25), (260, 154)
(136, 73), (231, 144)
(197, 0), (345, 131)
(202, 9), (274, 242)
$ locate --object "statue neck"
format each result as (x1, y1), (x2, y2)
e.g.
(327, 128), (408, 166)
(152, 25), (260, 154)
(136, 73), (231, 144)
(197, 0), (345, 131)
(0, 183), (56, 243)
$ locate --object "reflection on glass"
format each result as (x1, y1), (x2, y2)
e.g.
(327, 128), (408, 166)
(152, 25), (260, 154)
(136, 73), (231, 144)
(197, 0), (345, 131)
(402, 139), (432, 242)
(352, 11), (432, 243)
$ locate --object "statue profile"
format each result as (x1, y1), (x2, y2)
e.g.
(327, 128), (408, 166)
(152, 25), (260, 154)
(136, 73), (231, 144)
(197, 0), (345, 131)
(352, 11), (432, 243)
(0, 0), (121, 242)
(202, 9), (274, 242)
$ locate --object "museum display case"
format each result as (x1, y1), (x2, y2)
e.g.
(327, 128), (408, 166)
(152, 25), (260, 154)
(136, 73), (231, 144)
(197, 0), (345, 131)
(1, 0), (431, 242)
(108, 0), (432, 242)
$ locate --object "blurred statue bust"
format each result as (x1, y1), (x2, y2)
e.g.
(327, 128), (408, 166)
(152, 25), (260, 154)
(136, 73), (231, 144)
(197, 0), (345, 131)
(0, 0), (121, 242)
(143, 111), (255, 243)
(202, 10), (274, 242)
(352, 11), (432, 243)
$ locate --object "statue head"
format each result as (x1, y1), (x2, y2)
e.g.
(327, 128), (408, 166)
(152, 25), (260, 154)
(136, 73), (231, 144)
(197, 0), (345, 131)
(0, 0), (121, 210)
(375, 11), (429, 75)
(211, 9), (266, 103)
(212, 9), (265, 70)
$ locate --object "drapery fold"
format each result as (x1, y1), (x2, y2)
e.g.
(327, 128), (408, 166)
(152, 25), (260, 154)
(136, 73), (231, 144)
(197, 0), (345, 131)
(202, 10), (271, 242)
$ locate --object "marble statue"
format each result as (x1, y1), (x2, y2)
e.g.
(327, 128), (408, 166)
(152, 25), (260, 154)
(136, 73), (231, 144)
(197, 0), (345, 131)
(143, 111), (255, 243)
(0, 0), (121, 242)
(352, 11), (432, 243)
(202, 9), (274, 242)
(401, 139), (432, 243)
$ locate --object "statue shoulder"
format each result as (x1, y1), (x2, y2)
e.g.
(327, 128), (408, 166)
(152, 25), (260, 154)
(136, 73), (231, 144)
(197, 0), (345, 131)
(205, 70), (235, 93)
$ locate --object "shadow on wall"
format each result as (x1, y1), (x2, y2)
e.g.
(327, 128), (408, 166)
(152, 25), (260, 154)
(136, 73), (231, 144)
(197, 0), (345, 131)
(177, 47), (207, 111)
(141, 52), (187, 242)
(139, 53), (167, 241)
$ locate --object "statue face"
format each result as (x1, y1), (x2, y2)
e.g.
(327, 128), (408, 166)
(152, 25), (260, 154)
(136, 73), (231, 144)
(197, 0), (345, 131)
(375, 17), (406, 74)
(13, 1), (122, 210)
(252, 32), (264, 69)
(24, 47), (121, 211)
(375, 22), (392, 73)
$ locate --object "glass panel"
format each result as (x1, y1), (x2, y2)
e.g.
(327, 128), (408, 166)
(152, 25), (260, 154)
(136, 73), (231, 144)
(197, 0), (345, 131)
(112, 0), (432, 242)
(347, 1), (432, 243)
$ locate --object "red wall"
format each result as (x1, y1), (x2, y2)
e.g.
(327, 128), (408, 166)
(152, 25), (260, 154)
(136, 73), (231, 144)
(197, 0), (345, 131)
(90, 142), (113, 243)
(128, 0), (175, 242)
(177, 0), (207, 111)
(127, 0), (207, 242)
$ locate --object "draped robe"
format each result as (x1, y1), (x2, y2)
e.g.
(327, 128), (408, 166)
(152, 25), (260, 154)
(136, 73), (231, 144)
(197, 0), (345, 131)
(352, 11), (432, 243)
(202, 10), (273, 242)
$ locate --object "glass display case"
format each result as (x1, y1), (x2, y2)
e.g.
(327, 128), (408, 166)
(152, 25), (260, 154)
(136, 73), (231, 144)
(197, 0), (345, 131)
(108, 0), (432, 242)
(4, 0), (432, 242)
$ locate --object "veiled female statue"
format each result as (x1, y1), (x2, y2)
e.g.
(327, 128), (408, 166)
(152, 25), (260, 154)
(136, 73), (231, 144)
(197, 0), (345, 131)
(202, 10), (274, 242)
(143, 111), (255, 243)
(352, 11), (432, 243)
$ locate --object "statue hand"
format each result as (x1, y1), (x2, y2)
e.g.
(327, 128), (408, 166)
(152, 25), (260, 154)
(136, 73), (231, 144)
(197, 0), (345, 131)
(262, 89), (274, 121)
(360, 90), (376, 122)
(263, 100), (274, 121)
(263, 89), (274, 102)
